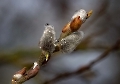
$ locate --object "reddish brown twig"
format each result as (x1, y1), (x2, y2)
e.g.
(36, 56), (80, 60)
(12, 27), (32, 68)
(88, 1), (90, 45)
(11, 53), (46, 84)
(43, 39), (120, 84)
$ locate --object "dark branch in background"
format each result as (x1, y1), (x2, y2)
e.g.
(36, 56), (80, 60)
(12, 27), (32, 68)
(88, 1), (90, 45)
(43, 39), (120, 84)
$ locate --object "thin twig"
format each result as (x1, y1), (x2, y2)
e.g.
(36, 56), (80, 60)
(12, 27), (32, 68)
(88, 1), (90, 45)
(11, 53), (46, 84)
(43, 39), (120, 84)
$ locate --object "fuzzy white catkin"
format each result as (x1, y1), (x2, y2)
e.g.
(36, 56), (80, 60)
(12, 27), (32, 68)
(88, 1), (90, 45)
(39, 24), (56, 53)
(72, 9), (87, 22)
(60, 31), (84, 53)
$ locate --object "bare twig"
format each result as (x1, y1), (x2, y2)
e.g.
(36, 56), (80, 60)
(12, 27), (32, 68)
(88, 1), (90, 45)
(11, 53), (46, 84)
(43, 39), (120, 84)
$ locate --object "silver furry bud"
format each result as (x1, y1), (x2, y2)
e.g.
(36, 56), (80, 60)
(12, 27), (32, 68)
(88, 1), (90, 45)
(60, 31), (84, 53)
(72, 9), (87, 23)
(39, 24), (56, 53)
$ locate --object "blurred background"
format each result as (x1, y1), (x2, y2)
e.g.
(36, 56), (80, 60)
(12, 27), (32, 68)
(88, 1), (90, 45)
(0, 0), (120, 84)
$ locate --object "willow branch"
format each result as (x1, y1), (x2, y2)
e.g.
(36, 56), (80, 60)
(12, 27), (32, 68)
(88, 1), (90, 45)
(11, 9), (93, 84)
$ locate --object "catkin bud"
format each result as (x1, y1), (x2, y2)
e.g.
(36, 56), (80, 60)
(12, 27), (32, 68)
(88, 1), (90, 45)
(60, 31), (84, 53)
(39, 23), (56, 53)
(72, 9), (87, 23)
(59, 9), (92, 40)
(70, 16), (82, 32)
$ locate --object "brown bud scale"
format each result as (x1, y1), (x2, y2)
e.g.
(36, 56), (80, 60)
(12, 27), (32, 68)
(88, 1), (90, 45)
(70, 16), (82, 32)
(62, 22), (70, 33)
